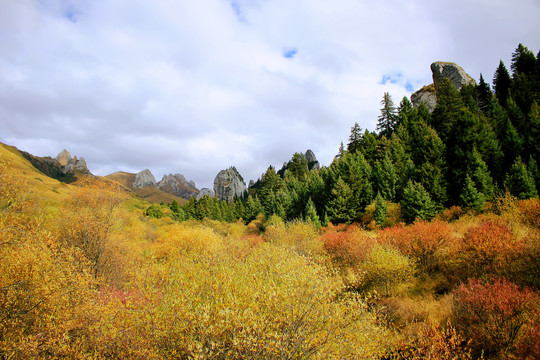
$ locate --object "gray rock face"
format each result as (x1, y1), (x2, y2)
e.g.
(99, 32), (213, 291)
(305, 149), (320, 171)
(411, 61), (476, 113)
(158, 173), (199, 199)
(55, 150), (90, 174)
(133, 169), (157, 189)
(196, 188), (215, 200)
(411, 84), (437, 113)
(214, 167), (247, 202)
(431, 62), (476, 91)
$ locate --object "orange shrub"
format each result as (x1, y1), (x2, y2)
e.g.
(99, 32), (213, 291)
(321, 226), (375, 267)
(451, 278), (539, 359)
(452, 217), (522, 282)
(378, 220), (453, 273)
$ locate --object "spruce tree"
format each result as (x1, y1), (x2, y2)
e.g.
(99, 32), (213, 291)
(505, 157), (538, 199)
(401, 180), (437, 223)
(376, 92), (397, 138)
(476, 73), (493, 113)
(325, 177), (356, 224)
(493, 61), (511, 107)
(460, 174), (485, 211)
(347, 123), (363, 153)
(304, 197), (321, 228)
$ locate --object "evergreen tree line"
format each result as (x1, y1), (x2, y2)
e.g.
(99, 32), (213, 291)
(152, 44), (539, 225)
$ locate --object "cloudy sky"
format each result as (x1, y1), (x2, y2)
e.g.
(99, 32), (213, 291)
(1, 0), (539, 189)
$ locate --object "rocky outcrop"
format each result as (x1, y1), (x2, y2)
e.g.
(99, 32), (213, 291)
(56, 149), (71, 166)
(411, 61), (476, 113)
(305, 149), (320, 171)
(133, 169), (157, 189)
(431, 62), (476, 91)
(196, 188), (215, 200)
(214, 167), (247, 202)
(158, 174), (199, 199)
(54, 150), (90, 175)
(411, 84), (437, 113)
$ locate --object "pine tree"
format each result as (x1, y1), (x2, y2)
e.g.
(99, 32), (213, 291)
(476, 73), (493, 113)
(493, 61), (511, 107)
(377, 92), (397, 138)
(460, 174), (485, 211)
(511, 43), (537, 76)
(304, 197), (321, 228)
(470, 150), (495, 200)
(505, 157), (538, 199)
(325, 177), (356, 224)
(373, 154), (398, 202)
(347, 123), (363, 153)
(401, 180), (437, 223)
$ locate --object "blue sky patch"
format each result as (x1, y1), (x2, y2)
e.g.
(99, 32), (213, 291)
(65, 7), (79, 23)
(283, 47), (298, 59)
(381, 73), (414, 92)
(230, 1), (245, 22)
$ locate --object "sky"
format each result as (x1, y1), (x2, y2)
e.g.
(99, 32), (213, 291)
(1, 0), (539, 190)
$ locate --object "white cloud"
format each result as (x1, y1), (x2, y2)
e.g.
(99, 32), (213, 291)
(1, 0), (539, 189)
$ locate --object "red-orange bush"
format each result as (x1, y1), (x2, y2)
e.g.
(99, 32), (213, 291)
(378, 220), (453, 273)
(451, 278), (539, 359)
(455, 217), (521, 281)
(321, 227), (375, 267)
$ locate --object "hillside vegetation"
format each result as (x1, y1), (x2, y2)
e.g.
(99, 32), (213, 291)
(1, 44), (539, 359)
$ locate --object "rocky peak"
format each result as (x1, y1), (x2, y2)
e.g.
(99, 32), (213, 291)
(431, 61), (476, 91)
(157, 173), (199, 199)
(305, 149), (320, 171)
(411, 61), (476, 113)
(133, 169), (157, 189)
(56, 149), (71, 166)
(54, 149), (90, 175)
(214, 167), (247, 202)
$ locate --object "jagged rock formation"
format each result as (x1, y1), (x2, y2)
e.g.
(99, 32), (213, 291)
(214, 167), (247, 202)
(54, 149), (90, 175)
(305, 149), (320, 171)
(431, 62), (476, 91)
(196, 188), (215, 200)
(158, 174), (199, 199)
(133, 169), (157, 189)
(411, 61), (476, 113)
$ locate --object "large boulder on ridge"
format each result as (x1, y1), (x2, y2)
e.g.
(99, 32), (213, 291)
(411, 61), (476, 113)
(214, 167), (247, 202)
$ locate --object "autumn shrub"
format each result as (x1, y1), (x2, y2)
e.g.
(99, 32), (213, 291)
(449, 216), (522, 283)
(363, 201), (402, 228)
(57, 177), (127, 279)
(393, 321), (473, 359)
(356, 245), (414, 297)
(106, 243), (395, 359)
(378, 220), (453, 274)
(321, 226), (375, 267)
(436, 205), (464, 222)
(451, 278), (540, 359)
(264, 219), (323, 259)
(0, 162), (99, 359)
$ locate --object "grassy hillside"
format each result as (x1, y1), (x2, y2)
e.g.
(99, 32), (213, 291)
(0, 143), (73, 201)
